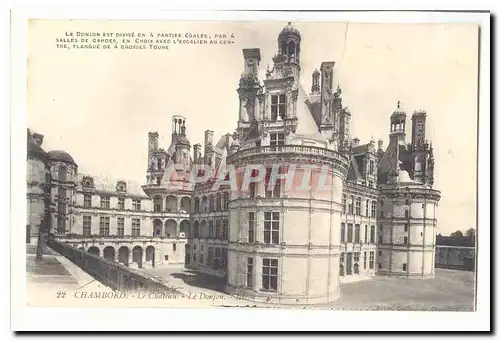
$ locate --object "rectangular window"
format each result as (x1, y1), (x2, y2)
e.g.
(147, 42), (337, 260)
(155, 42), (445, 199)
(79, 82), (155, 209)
(222, 219), (228, 240)
(404, 237), (408, 245)
(378, 263), (382, 269)
(365, 199), (369, 216)
(84, 195), (92, 208)
(208, 221), (214, 238)
(369, 251), (374, 269)
(371, 200), (376, 218)
(347, 223), (353, 243)
(364, 225), (368, 243)
(363, 251), (367, 269)
(248, 212), (255, 243)
(340, 223), (345, 243)
(348, 196), (354, 215)
(207, 247), (213, 266)
(118, 198), (125, 210)
(83, 216), (91, 236)
(215, 220), (221, 239)
(404, 224), (408, 232)
(378, 250), (382, 256)
(249, 182), (257, 198)
(262, 258), (278, 291)
(404, 209), (409, 219)
(99, 216), (110, 236)
(132, 218), (141, 236)
(403, 263), (407, 271)
(354, 224), (360, 243)
(270, 94), (286, 121)
(269, 133), (285, 150)
(264, 212), (280, 244)
(117, 217), (124, 236)
(265, 176), (281, 199)
(355, 197), (361, 215)
(173, 243), (177, 252)
(216, 194), (222, 212)
(132, 199), (141, 211)
(368, 180), (373, 188)
(378, 235), (383, 244)
(100, 196), (110, 209)
(246, 257), (254, 288)
(223, 193), (229, 211)
(370, 225), (375, 243)
(342, 194), (347, 214)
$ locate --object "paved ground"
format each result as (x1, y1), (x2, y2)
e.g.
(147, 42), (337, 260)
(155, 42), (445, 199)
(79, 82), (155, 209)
(26, 245), (114, 307)
(141, 266), (475, 311)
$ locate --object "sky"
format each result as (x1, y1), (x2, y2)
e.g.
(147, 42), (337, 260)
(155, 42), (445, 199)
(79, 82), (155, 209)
(27, 20), (479, 235)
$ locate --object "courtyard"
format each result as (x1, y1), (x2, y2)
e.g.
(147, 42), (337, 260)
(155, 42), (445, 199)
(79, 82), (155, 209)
(141, 266), (475, 311)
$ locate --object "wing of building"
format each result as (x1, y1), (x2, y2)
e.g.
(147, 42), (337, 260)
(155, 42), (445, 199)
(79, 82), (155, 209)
(26, 22), (441, 304)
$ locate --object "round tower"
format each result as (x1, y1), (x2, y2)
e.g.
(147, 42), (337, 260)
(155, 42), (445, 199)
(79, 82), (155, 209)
(377, 184), (441, 278)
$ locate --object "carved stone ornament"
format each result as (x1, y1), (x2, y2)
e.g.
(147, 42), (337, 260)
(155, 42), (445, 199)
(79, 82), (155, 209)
(116, 181), (127, 193)
(82, 176), (94, 189)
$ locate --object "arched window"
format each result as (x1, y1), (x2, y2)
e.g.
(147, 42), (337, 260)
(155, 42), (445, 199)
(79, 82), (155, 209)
(194, 197), (200, 213)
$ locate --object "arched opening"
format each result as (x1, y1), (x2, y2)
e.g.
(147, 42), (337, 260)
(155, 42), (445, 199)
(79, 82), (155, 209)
(103, 246), (115, 262)
(339, 264), (344, 277)
(193, 220), (200, 238)
(165, 195), (177, 212)
(201, 196), (208, 213)
(132, 246), (143, 268)
(145, 245), (155, 266)
(165, 219), (177, 238)
(180, 197), (191, 213)
(179, 220), (190, 238)
(200, 220), (207, 239)
(58, 165), (67, 182)
(118, 246), (129, 265)
(153, 218), (163, 237)
(87, 246), (100, 256)
(153, 196), (163, 212)
(354, 263), (359, 275)
(194, 197), (200, 213)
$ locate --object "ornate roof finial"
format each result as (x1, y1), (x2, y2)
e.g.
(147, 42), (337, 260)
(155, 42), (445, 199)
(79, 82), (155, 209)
(397, 100), (401, 109)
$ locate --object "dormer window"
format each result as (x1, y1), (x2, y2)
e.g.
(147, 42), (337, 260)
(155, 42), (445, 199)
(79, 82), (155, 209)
(271, 94), (286, 121)
(116, 181), (127, 193)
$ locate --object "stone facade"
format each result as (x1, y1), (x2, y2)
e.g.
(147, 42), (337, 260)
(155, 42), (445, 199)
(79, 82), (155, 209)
(26, 22), (441, 304)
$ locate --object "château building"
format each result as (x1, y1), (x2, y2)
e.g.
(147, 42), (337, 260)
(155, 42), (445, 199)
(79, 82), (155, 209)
(26, 22), (440, 304)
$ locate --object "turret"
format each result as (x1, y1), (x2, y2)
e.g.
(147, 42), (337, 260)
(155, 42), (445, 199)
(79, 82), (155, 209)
(311, 69), (320, 94)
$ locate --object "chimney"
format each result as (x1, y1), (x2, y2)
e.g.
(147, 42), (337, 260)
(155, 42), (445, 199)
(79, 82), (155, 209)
(32, 133), (44, 146)
(193, 143), (202, 164)
(311, 69), (320, 94)
(377, 139), (384, 151)
(204, 130), (214, 151)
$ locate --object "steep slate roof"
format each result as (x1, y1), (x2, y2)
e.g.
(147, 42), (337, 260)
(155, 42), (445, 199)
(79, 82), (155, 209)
(346, 156), (364, 182)
(295, 85), (323, 140)
(76, 173), (149, 198)
(352, 143), (371, 156)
